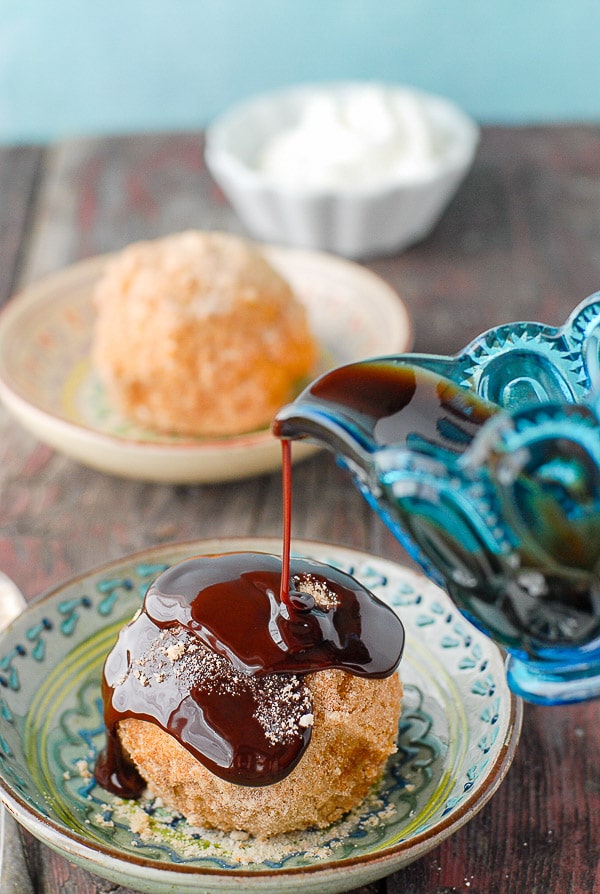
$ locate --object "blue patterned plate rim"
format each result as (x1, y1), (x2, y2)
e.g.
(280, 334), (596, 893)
(0, 538), (522, 893)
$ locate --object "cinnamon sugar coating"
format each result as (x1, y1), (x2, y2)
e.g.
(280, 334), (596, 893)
(118, 667), (402, 838)
(92, 230), (317, 436)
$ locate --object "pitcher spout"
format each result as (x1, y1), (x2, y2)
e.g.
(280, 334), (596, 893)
(273, 358), (500, 479)
(273, 394), (375, 481)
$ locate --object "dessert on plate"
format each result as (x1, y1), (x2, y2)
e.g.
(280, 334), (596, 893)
(95, 551), (404, 838)
(91, 230), (317, 437)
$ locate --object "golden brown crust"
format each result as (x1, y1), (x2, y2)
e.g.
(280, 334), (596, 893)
(118, 668), (402, 838)
(92, 230), (317, 436)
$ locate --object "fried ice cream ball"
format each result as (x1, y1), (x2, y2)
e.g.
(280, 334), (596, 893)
(92, 230), (317, 436)
(117, 665), (402, 838)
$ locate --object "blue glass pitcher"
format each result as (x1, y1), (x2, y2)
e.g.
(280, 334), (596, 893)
(274, 293), (600, 705)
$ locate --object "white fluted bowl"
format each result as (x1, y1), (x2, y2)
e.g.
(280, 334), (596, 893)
(205, 82), (479, 259)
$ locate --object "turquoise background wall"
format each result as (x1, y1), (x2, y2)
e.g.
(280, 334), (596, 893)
(1, 0), (600, 145)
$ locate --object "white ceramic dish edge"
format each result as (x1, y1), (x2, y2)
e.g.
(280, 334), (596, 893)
(0, 247), (412, 483)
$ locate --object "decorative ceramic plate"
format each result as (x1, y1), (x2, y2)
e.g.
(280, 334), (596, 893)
(0, 538), (521, 894)
(0, 247), (412, 483)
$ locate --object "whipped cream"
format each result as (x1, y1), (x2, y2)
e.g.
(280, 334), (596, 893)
(256, 86), (447, 190)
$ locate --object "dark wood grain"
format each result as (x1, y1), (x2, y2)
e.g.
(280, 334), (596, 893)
(370, 125), (600, 355)
(1, 127), (599, 893)
(0, 143), (43, 304)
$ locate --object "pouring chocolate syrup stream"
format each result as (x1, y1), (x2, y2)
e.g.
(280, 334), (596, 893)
(95, 439), (404, 794)
(280, 438), (293, 607)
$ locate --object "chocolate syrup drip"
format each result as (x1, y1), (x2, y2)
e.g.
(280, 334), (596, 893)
(95, 441), (405, 794)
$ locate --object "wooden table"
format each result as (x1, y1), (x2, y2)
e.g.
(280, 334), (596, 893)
(0, 126), (599, 893)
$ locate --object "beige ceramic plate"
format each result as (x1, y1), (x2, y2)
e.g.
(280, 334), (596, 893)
(0, 247), (412, 483)
(0, 538), (522, 894)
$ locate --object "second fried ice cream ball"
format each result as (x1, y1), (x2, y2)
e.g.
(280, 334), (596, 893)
(92, 230), (317, 437)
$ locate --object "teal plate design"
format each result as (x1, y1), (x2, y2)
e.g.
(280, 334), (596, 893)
(0, 538), (522, 894)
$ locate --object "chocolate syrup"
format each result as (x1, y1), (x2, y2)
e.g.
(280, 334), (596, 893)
(272, 361), (499, 454)
(95, 439), (405, 794)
